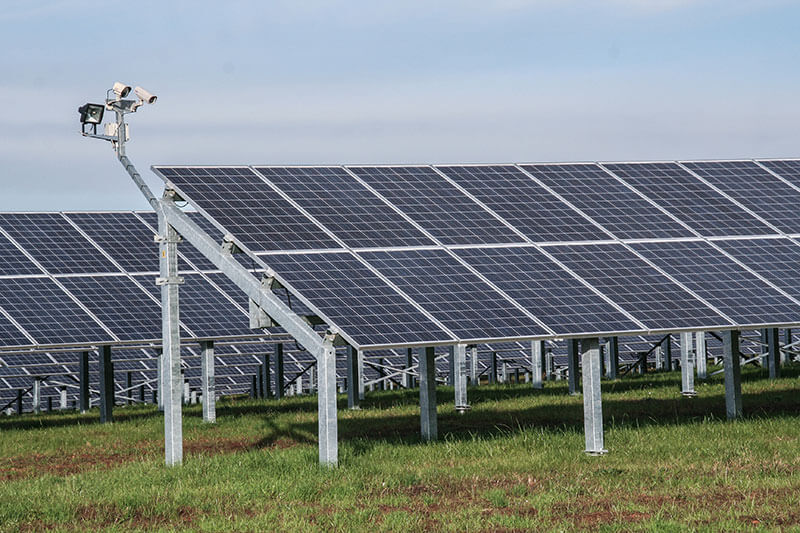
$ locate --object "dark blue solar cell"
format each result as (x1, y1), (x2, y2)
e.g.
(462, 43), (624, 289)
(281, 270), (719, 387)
(263, 251), (454, 347)
(682, 161), (800, 234)
(359, 248), (549, 340)
(135, 211), (217, 271)
(347, 166), (525, 245)
(66, 212), (161, 273)
(630, 240), (800, 327)
(709, 238), (800, 303)
(453, 246), (643, 335)
(0, 277), (114, 345)
(57, 275), (165, 342)
(759, 160), (800, 197)
(0, 232), (43, 276)
(256, 167), (435, 248)
(604, 162), (774, 237)
(152, 167), (340, 252)
(0, 213), (121, 274)
(0, 311), (32, 347)
(520, 163), (694, 240)
(436, 165), (610, 242)
(546, 243), (731, 330)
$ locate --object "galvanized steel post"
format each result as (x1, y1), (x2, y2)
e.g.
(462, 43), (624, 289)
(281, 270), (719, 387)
(200, 340), (216, 423)
(679, 332), (696, 396)
(419, 346), (437, 441)
(722, 330), (742, 419)
(582, 338), (606, 455)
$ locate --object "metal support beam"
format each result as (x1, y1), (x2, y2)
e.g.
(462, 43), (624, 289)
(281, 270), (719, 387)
(126, 372), (133, 405)
(405, 348), (415, 388)
(489, 351), (498, 384)
(200, 340), (216, 423)
(274, 343), (284, 400)
(250, 376), (257, 398)
(663, 336), (673, 372)
(159, 216), (183, 466)
(262, 352), (271, 398)
(531, 340), (544, 389)
(99, 345), (113, 423)
(607, 337), (619, 380)
(545, 347), (554, 381)
(377, 357), (386, 391)
(317, 335), (338, 466)
(766, 328), (780, 379)
(470, 345), (478, 386)
(582, 338), (606, 455)
(679, 332), (696, 396)
(454, 344), (469, 412)
(16, 389), (22, 415)
(695, 331), (707, 380)
(357, 349), (365, 400)
(447, 346), (455, 386)
(32, 378), (41, 415)
(156, 350), (164, 411)
(346, 345), (360, 410)
(257, 364), (264, 398)
(79, 351), (89, 413)
(419, 346), (437, 441)
(567, 338), (580, 395)
(782, 329), (791, 365)
(60, 387), (67, 410)
(722, 330), (742, 420)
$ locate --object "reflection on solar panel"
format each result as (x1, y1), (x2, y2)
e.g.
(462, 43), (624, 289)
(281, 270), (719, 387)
(66, 212), (160, 273)
(152, 167), (340, 251)
(630, 240), (800, 326)
(256, 167), (435, 248)
(545, 243), (730, 330)
(520, 163), (694, 240)
(347, 166), (525, 245)
(453, 246), (643, 335)
(436, 165), (610, 242)
(0, 277), (114, 344)
(263, 251), (454, 347)
(57, 275), (164, 341)
(682, 161), (800, 234)
(604, 162), (774, 237)
(0, 232), (43, 276)
(709, 238), (800, 302)
(0, 213), (120, 274)
(359, 248), (548, 340)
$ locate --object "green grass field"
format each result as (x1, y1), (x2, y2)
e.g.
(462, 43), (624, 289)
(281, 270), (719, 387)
(1, 365), (799, 532)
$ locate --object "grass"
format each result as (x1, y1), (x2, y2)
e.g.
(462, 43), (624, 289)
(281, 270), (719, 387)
(1, 365), (799, 531)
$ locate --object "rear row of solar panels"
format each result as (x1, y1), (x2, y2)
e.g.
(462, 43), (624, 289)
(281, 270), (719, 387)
(0, 211), (281, 349)
(153, 160), (800, 349)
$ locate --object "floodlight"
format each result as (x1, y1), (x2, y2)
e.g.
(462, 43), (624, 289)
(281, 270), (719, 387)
(78, 103), (104, 124)
(112, 82), (132, 98)
(134, 86), (157, 104)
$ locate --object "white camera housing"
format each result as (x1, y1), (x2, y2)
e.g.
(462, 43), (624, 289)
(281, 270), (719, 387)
(134, 86), (157, 104)
(112, 82), (131, 98)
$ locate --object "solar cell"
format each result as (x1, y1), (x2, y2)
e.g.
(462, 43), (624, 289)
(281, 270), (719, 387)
(359, 248), (549, 341)
(520, 163), (694, 240)
(436, 165), (610, 242)
(152, 167), (340, 251)
(57, 275), (165, 341)
(630, 240), (800, 326)
(256, 167), (435, 248)
(66, 212), (160, 273)
(453, 246), (643, 335)
(0, 232), (44, 276)
(0, 213), (120, 274)
(347, 166), (525, 245)
(603, 162), (774, 237)
(0, 314), (32, 347)
(136, 211), (219, 271)
(682, 161), (800, 234)
(712, 238), (800, 302)
(0, 277), (114, 345)
(545, 243), (730, 330)
(262, 251), (454, 347)
(758, 160), (800, 192)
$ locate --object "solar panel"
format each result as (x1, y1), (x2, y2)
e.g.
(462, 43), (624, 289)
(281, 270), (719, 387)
(0, 277), (114, 345)
(0, 213), (121, 274)
(0, 312), (31, 347)
(359, 248), (549, 340)
(347, 166), (525, 245)
(255, 167), (435, 248)
(520, 163), (694, 240)
(681, 161), (800, 234)
(436, 165), (610, 242)
(134, 273), (254, 339)
(758, 160), (800, 193)
(65, 212), (160, 273)
(603, 162), (774, 237)
(57, 275), (164, 342)
(629, 240), (800, 326)
(152, 167), (340, 252)
(136, 211), (222, 271)
(205, 271), (314, 317)
(453, 246), (643, 335)
(0, 232), (44, 276)
(712, 238), (800, 302)
(262, 251), (454, 347)
(545, 243), (731, 330)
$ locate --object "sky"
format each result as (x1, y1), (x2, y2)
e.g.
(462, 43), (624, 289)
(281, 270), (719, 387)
(1, 0), (800, 210)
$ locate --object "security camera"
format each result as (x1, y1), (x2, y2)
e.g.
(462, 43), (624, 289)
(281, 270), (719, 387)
(112, 82), (131, 98)
(134, 86), (157, 104)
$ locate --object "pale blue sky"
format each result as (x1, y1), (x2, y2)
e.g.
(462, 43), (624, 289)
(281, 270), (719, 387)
(1, 0), (799, 210)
